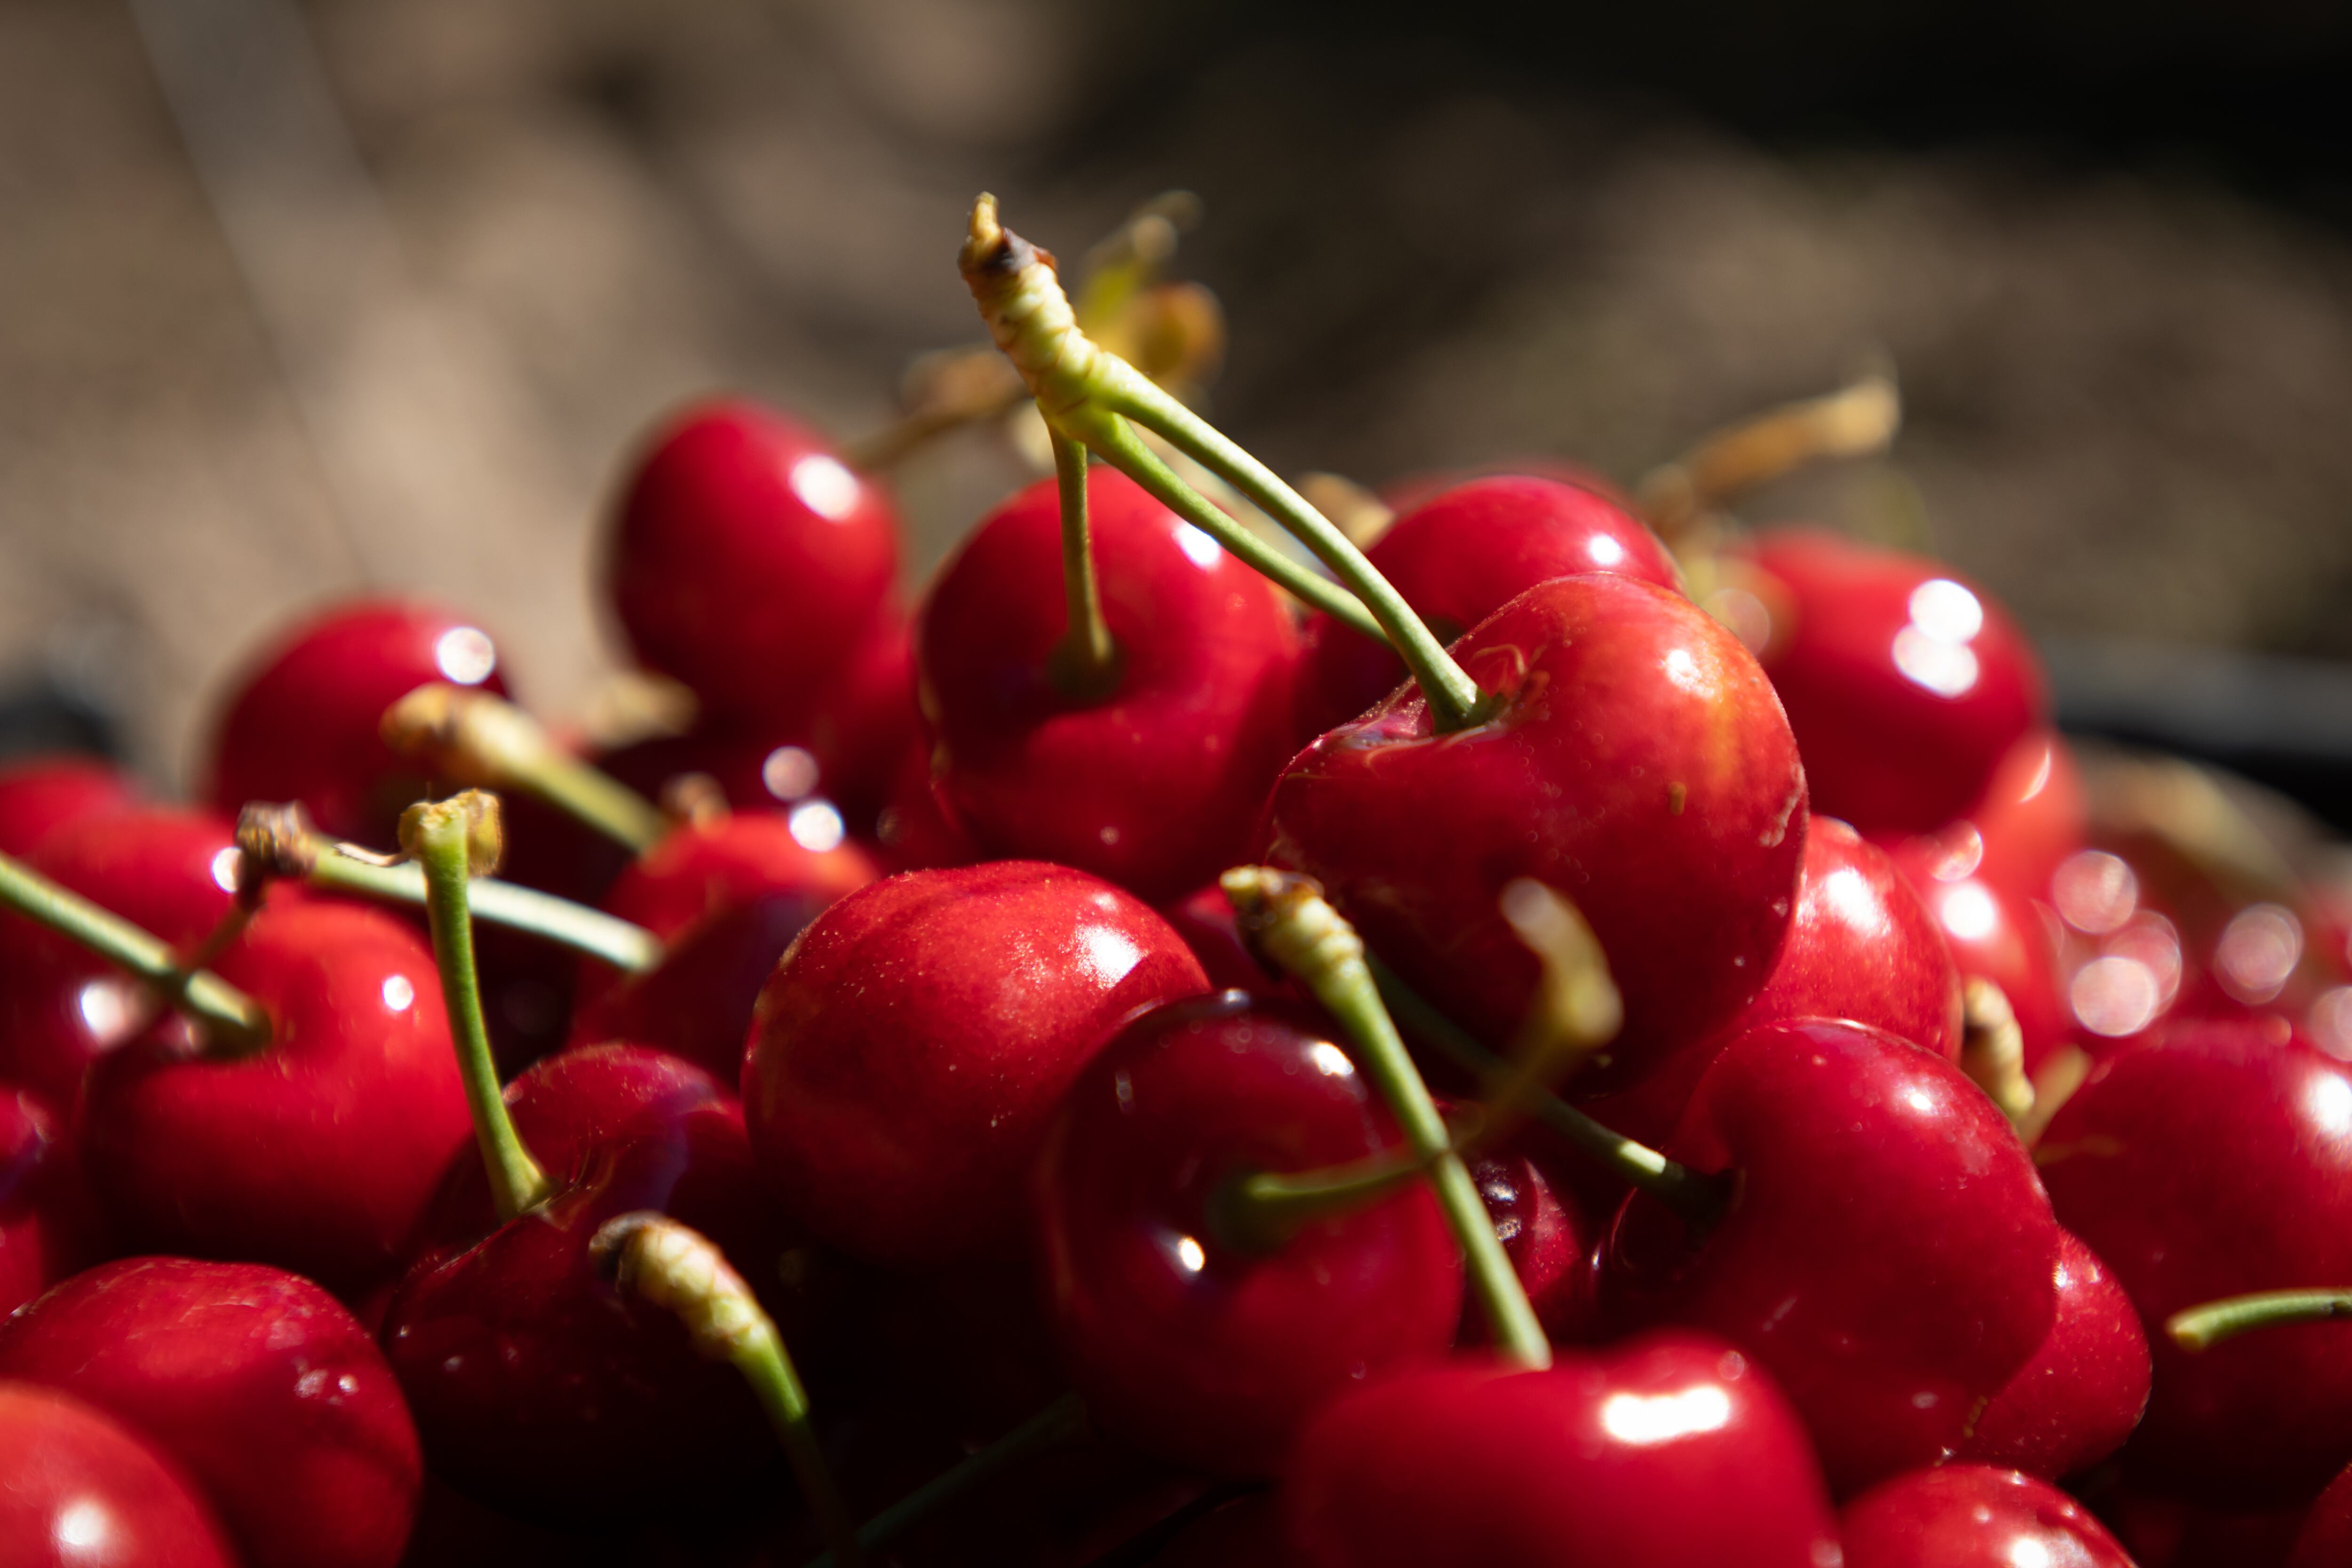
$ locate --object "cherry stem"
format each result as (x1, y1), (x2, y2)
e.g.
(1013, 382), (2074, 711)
(1637, 369), (1901, 545)
(235, 803), (662, 973)
(802, 1393), (1087, 1568)
(2166, 1290), (2352, 1353)
(592, 1214), (864, 1568)
(0, 850), (272, 1056)
(402, 794), (552, 1222)
(1046, 423), (1120, 699)
(1222, 867), (1550, 1369)
(381, 685), (667, 855)
(1207, 1148), (1427, 1257)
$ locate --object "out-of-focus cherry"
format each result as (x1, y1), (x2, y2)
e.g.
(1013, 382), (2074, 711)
(0, 1086), (105, 1319)
(0, 1381), (237, 1568)
(0, 755), (138, 858)
(1838, 1465), (2131, 1568)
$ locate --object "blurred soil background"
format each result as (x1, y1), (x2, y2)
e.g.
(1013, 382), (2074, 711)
(2, 0), (2350, 793)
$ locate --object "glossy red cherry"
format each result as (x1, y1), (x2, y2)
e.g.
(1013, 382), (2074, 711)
(1464, 1137), (1598, 1346)
(1875, 729), (2086, 912)
(867, 735), (977, 873)
(746, 861), (1208, 1265)
(2037, 1017), (2352, 1502)
(0, 1382), (236, 1568)
(1601, 1018), (2059, 1493)
(1282, 1331), (1841, 1568)
(204, 597), (509, 848)
(606, 399), (902, 728)
(1743, 528), (2045, 837)
(80, 900), (471, 1293)
(569, 889), (830, 1079)
(1032, 992), (1459, 1476)
(1296, 474), (1683, 739)
(1159, 883), (1287, 995)
(1264, 573), (1806, 1083)
(1959, 1228), (2151, 1479)
(803, 605), (922, 828)
(917, 466), (1302, 902)
(1892, 842), (2075, 1073)
(0, 1257), (421, 1568)
(1839, 1465), (2131, 1568)
(0, 755), (138, 857)
(0, 1085), (105, 1319)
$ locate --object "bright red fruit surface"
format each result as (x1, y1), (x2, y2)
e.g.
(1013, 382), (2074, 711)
(0, 755), (138, 858)
(1839, 1465), (2132, 1568)
(1893, 840), (2075, 1072)
(0, 1382), (236, 1568)
(1959, 1228), (2151, 1479)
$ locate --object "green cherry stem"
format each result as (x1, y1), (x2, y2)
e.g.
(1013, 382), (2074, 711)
(1046, 422), (1120, 698)
(401, 793), (552, 1222)
(803, 1393), (1088, 1568)
(592, 1214), (864, 1568)
(2167, 1290), (2352, 1353)
(1221, 866), (1549, 1369)
(0, 850), (272, 1055)
(381, 685), (667, 855)
(1207, 1146), (1428, 1257)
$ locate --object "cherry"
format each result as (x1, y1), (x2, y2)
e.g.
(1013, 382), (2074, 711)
(1875, 729), (2086, 912)
(1031, 991), (1460, 1476)
(0, 1085), (105, 1318)
(1378, 456), (1633, 519)
(1263, 572), (1806, 1086)
(0, 1256), (421, 1568)
(1838, 1465), (2132, 1568)
(566, 888), (830, 1079)
(0, 754), (138, 858)
(1891, 838), (2075, 1074)
(2099, 1482), (2310, 1568)
(917, 465), (1302, 902)
(1281, 1331), (1842, 1568)
(1463, 1137), (1599, 1346)
(203, 597), (509, 848)
(1159, 882), (1288, 995)
(867, 737), (976, 873)
(0, 1382), (236, 1568)
(1958, 1228), (2151, 1479)
(1741, 528), (2045, 837)
(79, 899), (471, 1294)
(1295, 474), (1683, 739)
(744, 860), (1209, 1266)
(2289, 1462), (2352, 1568)
(802, 604), (922, 828)
(2036, 1016), (2352, 1503)
(606, 399), (902, 729)
(1601, 1017), (2060, 1494)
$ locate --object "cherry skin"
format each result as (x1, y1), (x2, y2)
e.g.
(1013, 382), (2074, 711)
(2289, 1461), (2352, 1568)
(79, 899), (471, 1295)
(1838, 1465), (2132, 1568)
(0, 754), (138, 857)
(1874, 729), (2086, 912)
(0, 1085), (106, 1319)
(1892, 840), (2076, 1073)
(568, 888), (834, 1080)
(1463, 1136), (1599, 1346)
(0, 1257), (421, 1568)
(1263, 572), (1806, 1084)
(1600, 1017), (2060, 1494)
(916, 465), (1303, 903)
(1296, 473), (1683, 739)
(1160, 883), (1287, 995)
(0, 1382), (237, 1568)
(1958, 1228), (2152, 1479)
(1032, 992), (1460, 1476)
(1742, 528), (2045, 837)
(606, 399), (902, 728)
(2037, 1017), (2352, 1503)
(866, 733), (978, 874)
(744, 860), (1209, 1266)
(203, 597), (510, 848)
(1281, 1331), (1842, 1568)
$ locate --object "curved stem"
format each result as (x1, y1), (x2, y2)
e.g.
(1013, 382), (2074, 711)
(803, 1393), (1087, 1568)
(0, 851), (271, 1055)
(1046, 423), (1120, 698)
(311, 842), (660, 972)
(2167, 1290), (2352, 1353)
(404, 796), (551, 1221)
(381, 686), (666, 855)
(1207, 1148), (1427, 1257)
(1636, 370), (1900, 545)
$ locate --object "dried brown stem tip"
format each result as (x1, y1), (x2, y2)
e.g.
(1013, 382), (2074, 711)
(233, 801), (319, 892)
(960, 194), (1101, 420)
(381, 684), (551, 789)
(1639, 371), (1903, 541)
(396, 791), (505, 878)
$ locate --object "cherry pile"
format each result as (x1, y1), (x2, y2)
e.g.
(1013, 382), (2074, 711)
(2, 194), (2351, 1568)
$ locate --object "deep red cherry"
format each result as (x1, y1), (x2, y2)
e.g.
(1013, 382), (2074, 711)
(746, 861), (1208, 1266)
(203, 597), (510, 848)
(1032, 992), (1459, 1476)
(1464, 1137), (1598, 1346)
(867, 737), (977, 874)
(1378, 457), (1632, 518)
(917, 466), (1302, 903)
(383, 1043), (797, 1515)
(1601, 1017), (2059, 1494)
(803, 604), (922, 828)
(0, 1382), (236, 1568)
(569, 889), (832, 1080)
(1282, 1332), (1841, 1568)
(1263, 572), (1806, 1084)
(0, 1085), (105, 1319)
(2106, 1483), (2310, 1568)
(1959, 1228), (2151, 1479)
(2037, 1017), (2352, 1503)
(0, 1257), (421, 1568)
(2290, 1462), (2352, 1568)
(1295, 474), (1683, 739)
(1892, 841), (2076, 1073)
(1874, 729), (2086, 912)
(1839, 1465), (2132, 1568)
(79, 900), (471, 1294)
(1159, 883), (1287, 995)
(606, 399), (902, 728)
(1742, 528), (2045, 837)
(0, 754), (138, 857)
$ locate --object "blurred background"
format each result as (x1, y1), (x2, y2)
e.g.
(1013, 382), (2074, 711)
(2, 0), (2349, 814)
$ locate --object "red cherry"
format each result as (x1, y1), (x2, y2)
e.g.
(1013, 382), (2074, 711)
(0, 1257), (421, 1568)
(1892, 844), (2075, 1072)
(1601, 1018), (2060, 1493)
(1873, 729), (2086, 911)
(0, 1382), (236, 1568)
(79, 900), (471, 1293)
(1838, 1465), (2132, 1568)
(916, 466), (1303, 902)
(1281, 1331), (1842, 1568)
(803, 604), (922, 826)
(606, 400), (902, 728)
(1158, 883), (1287, 995)
(1032, 992), (1460, 1476)
(1463, 1138), (1599, 1346)
(1296, 474), (1682, 738)
(1744, 529), (2045, 837)
(204, 598), (509, 848)
(0, 1086), (105, 1318)
(0, 755), (138, 858)
(867, 737), (976, 874)
(2037, 1017), (2352, 1502)
(2289, 1462), (2352, 1568)
(1959, 1229), (2152, 1479)
(1264, 573), (1806, 1084)
(568, 889), (829, 1079)
(2102, 1481), (2311, 1568)
(1378, 457), (1633, 518)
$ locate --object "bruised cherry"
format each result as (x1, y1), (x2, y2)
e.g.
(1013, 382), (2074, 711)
(1838, 1465), (2131, 1568)
(0, 1382), (236, 1568)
